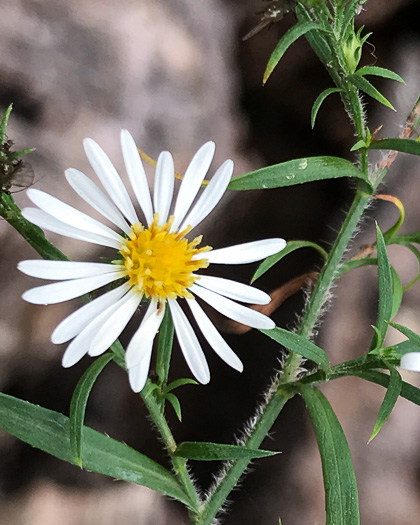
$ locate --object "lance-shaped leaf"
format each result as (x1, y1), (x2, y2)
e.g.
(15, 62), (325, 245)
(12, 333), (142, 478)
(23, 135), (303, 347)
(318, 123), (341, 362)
(174, 441), (278, 461)
(300, 386), (360, 525)
(368, 362), (402, 443)
(252, 240), (327, 283)
(156, 307), (174, 386)
(371, 225), (393, 349)
(264, 21), (320, 84)
(352, 370), (420, 408)
(0, 104), (13, 143)
(388, 321), (420, 348)
(70, 353), (114, 466)
(350, 75), (395, 111)
(260, 327), (329, 370)
(311, 88), (342, 128)
(390, 267), (403, 320)
(337, 257), (377, 278)
(0, 393), (194, 508)
(369, 138), (420, 157)
(228, 157), (370, 191)
(356, 66), (405, 84)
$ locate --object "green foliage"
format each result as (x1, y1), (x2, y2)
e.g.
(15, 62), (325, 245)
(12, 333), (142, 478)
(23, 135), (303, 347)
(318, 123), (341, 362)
(252, 240), (327, 283)
(260, 327), (330, 370)
(69, 354), (114, 466)
(354, 370), (420, 408)
(300, 387), (360, 525)
(388, 321), (420, 349)
(369, 138), (420, 157)
(0, 104), (13, 143)
(0, 393), (195, 508)
(228, 157), (370, 191)
(368, 362), (402, 443)
(356, 66), (405, 84)
(350, 74), (395, 111)
(311, 88), (343, 128)
(156, 307), (174, 386)
(174, 441), (278, 461)
(263, 21), (320, 84)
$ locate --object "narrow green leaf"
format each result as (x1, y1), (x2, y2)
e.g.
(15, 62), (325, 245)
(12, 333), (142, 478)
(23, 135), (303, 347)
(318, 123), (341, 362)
(368, 363), (402, 443)
(350, 75), (395, 111)
(260, 327), (330, 370)
(390, 267), (403, 320)
(70, 353), (113, 467)
(252, 240), (327, 283)
(388, 321), (420, 348)
(174, 441), (278, 461)
(228, 157), (371, 191)
(340, 0), (367, 39)
(164, 378), (198, 394)
(0, 104), (13, 143)
(311, 88), (342, 128)
(156, 307), (174, 387)
(166, 393), (182, 422)
(0, 393), (194, 507)
(10, 147), (36, 159)
(353, 370), (420, 408)
(263, 21), (320, 84)
(295, 4), (333, 67)
(390, 340), (418, 356)
(337, 257), (377, 278)
(390, 240), (420, 291)
(372, 225), (393, 348)
(350, 139), (368, 152)
(300, 387), (360, 525)
(369, 138), (420, 157)
(356, 66), (405, 84)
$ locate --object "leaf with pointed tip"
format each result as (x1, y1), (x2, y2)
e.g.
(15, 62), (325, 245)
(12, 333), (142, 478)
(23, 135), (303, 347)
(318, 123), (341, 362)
(263, 21), (320, 84)
(356, 66), (405, 84)
(174, 441), (278, 461)
(311, 88), (342, 128)
(368, 362), (402, 443)
(164, 378), (198, 394)
(0, 104), (13, 143)
(0, 393), (194, 507)
(229, 157), (371, 191)
(166, 393), (182, 422)
(252, 240), (327, 283)
(351, 75), (395, 111)
(388, 321), (420, 348)
(300, 387), (360, 525)
(260, 327), (330, 370)
(70, 353), (113, 467)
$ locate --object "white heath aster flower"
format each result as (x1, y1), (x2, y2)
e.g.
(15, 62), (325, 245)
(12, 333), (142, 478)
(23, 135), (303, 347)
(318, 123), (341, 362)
(18, 130), (286, 392)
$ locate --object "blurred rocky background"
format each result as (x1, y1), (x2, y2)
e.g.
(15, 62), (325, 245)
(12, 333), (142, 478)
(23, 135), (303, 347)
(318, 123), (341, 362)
(1, 0), (420, 523)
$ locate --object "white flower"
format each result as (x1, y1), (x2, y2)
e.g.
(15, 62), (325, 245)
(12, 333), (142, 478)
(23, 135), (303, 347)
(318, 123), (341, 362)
(18, 130), (286, 392)
(400, 352), (420, 372)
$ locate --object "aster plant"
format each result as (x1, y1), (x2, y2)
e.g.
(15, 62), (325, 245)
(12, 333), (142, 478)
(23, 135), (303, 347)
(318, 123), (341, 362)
(2, 1), (420, 524)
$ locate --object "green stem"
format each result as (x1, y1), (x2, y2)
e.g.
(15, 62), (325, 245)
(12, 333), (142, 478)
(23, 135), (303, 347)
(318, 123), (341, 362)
(141, 385), (201, 514)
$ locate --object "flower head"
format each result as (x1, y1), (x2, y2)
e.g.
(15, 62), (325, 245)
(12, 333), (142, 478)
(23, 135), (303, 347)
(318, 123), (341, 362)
(18, 130), (286, 392)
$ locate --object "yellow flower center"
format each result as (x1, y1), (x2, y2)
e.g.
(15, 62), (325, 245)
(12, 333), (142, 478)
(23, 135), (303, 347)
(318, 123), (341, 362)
(119, 214), (210, 300)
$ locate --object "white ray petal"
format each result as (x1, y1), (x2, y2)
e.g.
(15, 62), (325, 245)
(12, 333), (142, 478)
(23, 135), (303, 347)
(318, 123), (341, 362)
(171, 141), (215, 231)
(84, 138), (138, 225)
(190, 284), (275, 330)
(22, 271), (123, 305)
(128, 348), (153, 393)
(52, 283), (130, 344)
(196, 275), (271, 305)
(153, 151), (174, 224)
(65, 168), (131, 234)
(26, 188), (121, 242)
(89, 291), (141, 357)
(180, 159), (233, 232)
(168, 299), (210, 384)
(22, 208), (123, 250)
(126, 300), (165, 369)
(120, 130), (154, 226)
(61, 296), (126, 367)
(400, 352), (420, 372)
(187, 298), (243, 372)
(196, 238), (287, 265)
(18, 260), (123, 281)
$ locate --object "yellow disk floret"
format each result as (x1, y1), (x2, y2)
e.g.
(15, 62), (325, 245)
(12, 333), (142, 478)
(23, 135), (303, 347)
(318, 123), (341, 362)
(120, 214), (210, 300)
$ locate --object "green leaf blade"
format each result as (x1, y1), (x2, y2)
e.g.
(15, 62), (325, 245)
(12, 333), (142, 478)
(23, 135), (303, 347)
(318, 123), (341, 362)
(369, 138), (420, 157)
(311, 88), (342, 128)
(260, 327), (330, 370)
(350, 75), (395, 111)
(264, 21), (320, 84)
(0, 104), (13, 143)
(368, 363), (402, 443)
(228, 157), (370, 191)
(174, 441), (278, 461)
(69, 353), (113, 467)
(0, 393), (194, 507)
(300, 387), (360, 525)
(252, 240), (327, 283)
(356, 66), (405, 84)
